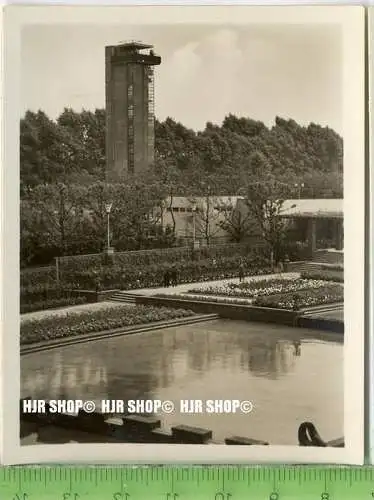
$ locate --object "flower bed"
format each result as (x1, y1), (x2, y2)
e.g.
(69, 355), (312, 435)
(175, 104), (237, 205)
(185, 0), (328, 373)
(301, 270), (344, 283)
(253, 285), (343, 310)
(188, 277), (332, 298)
(20, 305), (196, 346)
(21, 296), (87, 314)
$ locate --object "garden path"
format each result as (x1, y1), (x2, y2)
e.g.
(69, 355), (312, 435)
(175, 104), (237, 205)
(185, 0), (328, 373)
(21, 301), (132, 323)
(131, 272), (300, 296)
(21, 272), (300, 323)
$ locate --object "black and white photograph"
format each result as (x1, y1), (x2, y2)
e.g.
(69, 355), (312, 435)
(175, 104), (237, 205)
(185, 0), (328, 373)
(1, 5), (365, 464)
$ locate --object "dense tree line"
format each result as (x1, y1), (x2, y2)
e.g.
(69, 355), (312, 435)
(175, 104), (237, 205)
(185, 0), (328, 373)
(21, 108), (343, 197)
(20, 108), (343, 266)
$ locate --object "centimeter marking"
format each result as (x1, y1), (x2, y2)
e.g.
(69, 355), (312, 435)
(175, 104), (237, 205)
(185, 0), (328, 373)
(1, 466), (374, 499)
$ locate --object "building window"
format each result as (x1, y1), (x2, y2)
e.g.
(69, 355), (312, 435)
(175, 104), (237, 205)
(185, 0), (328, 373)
(172, 207), (179, 212)
(128, 105), (134, 118)
(179, 207), (186, 213)
(127, 85), (133, 98)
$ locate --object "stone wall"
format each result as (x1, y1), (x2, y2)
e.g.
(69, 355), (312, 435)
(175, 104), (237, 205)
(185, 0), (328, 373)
(135, 295), (299, 327)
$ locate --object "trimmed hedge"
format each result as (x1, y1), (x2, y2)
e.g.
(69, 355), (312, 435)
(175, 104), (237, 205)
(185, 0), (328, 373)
(20, 285), (89, 313)
(21, 266), (56, 289)
(253, 285), (343, 310)
(21, 296), (87, 314)
(55, 242), (263, 274)
(20, 305), (196, 345)
(300, 270), (344, 283)
(320, 264), (344, 271)
(21, 254), (270, 296)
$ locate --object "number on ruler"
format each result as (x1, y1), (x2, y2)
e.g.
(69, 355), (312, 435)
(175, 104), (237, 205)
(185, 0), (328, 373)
(13, 494), (28, 500)
(166, 494), (178, 500)
(215, 494), (232, 500)
(113, 494), (130, 500)
(62, 495), (80, 500)
(270, 493), (279, 500)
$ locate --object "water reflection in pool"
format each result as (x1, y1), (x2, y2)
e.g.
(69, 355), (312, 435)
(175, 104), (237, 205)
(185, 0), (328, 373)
(21, 319), (343, 445)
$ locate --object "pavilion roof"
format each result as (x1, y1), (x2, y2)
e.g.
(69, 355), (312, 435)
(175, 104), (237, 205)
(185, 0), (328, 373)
(280, 199), (343, 219)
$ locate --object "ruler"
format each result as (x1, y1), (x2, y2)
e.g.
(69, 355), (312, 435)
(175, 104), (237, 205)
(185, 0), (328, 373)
(1, 466), (374, 499)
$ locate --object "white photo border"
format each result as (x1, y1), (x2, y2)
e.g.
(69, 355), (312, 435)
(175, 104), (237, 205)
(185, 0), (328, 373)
(1, 4), (366, 465)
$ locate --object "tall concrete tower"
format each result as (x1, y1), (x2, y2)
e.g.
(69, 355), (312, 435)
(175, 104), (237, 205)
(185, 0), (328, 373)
(105, 41), (161, 181)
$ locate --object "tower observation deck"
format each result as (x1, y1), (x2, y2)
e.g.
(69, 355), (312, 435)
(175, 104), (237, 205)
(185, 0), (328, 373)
(105, 41), (161, 181)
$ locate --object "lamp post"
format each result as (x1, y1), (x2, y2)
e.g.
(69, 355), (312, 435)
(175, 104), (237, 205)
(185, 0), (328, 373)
(192, 203), (197, 248)
(294, 182), (304, 199)
(105, 202), (113, 254)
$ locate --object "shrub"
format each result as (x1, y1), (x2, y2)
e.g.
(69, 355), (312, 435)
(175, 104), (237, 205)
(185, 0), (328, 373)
(20, 266), (56, 288)
(21, 296), (87, 314)
(20, 243), (266, 288)
(56, 242), (263, 276)
(253, 285), (343, 310)
(300, 270), (344, 283)
(320, 264), (344, 271)
(60, 255), (271, 291)
(20, 305), (195, 345)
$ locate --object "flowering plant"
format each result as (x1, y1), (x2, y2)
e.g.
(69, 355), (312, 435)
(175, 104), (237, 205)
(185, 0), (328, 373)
(21, 305), (195, 345)
(188, 278), (332, 299)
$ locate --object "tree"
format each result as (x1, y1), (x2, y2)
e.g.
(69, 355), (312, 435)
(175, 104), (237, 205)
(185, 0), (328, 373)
(21, 182), (88, 262)
(218, 198), (253, 243)
(189, 186), (223, 246)
(20, 110), (78, 193)
(243, 177), (293, 264)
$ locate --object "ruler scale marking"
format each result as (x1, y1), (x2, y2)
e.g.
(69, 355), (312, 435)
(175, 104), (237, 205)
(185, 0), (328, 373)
(3, 467), (374, 499)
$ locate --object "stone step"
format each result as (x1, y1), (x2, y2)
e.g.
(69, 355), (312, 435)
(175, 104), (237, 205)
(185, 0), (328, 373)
(289, 261), (343, 274)
(109, 291), (140, 303)
(312, 250), (344, 265)
(301, 303), (344, 316)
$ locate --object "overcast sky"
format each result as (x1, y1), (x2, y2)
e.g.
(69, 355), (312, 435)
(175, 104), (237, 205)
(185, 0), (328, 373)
(21, 24), (342, 135)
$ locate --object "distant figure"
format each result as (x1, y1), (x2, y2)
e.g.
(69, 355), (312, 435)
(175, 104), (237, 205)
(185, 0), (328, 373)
(293, 341), (301, 356)
(164, 270), (170, 288)
(292, 294), (300, 311)
(170, 268), (178, 287)
(238, 262), (245, 282)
